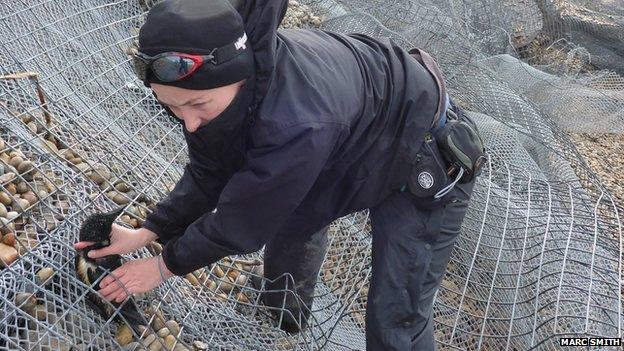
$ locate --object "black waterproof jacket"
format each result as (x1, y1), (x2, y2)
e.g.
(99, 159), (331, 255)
(143, 0), (446, 276)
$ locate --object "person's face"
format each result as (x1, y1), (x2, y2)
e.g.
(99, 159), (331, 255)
(152, 80), (245, 133)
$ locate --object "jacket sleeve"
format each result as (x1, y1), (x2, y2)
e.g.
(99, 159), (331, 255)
(142, 133), (229, 245)
(160, 122), (346, 275)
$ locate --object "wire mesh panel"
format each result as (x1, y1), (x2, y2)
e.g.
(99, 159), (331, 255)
(0, 0), (623, 350)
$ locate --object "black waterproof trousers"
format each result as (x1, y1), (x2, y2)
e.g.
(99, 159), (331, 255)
(261, 177), (475, 350)
(365, 179), (475, 350)
(262, 213), (330, 333)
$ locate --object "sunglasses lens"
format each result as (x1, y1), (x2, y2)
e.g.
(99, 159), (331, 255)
(152, 56), (197, 82)
(132, 56), (148, 82)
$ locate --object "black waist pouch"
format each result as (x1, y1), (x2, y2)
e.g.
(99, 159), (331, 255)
(433, 108), (486, 183)
(406, 133), (456, 208)
(405, 107), (486, 208)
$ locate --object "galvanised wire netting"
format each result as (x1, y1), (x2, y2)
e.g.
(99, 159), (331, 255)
(0, 0), (622, 350)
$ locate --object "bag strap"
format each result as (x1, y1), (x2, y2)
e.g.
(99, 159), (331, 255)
(408, 48), (448, 129)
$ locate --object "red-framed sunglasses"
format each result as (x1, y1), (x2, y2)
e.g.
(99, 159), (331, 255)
(132, 32), (249, 83)
(132, 51), (217, 83)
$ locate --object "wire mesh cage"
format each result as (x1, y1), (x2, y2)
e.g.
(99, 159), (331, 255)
(0, 0), (623, 350)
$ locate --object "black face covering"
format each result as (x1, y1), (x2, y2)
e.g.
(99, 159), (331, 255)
(180, 77), (256, 153)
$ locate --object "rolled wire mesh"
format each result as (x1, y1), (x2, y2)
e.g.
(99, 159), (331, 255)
(0, 0), (622, 350)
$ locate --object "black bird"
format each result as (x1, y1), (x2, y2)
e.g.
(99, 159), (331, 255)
(75, 207), (144, 332)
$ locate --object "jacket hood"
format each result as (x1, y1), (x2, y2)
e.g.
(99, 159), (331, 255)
(235, 0), (288, 109)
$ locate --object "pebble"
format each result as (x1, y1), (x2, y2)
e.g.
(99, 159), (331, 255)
(43, 139), (58, 154)
(120, 214), (133, 225)
(13, 198), (30, 212)
(0, 191), (10, 206)
(324, 269), (334, 281)
(149, 338), (163, 351)
(116, 324), (134, 346)
(8, 156), (23, 168)
(126, 205), (139, 218)
(165, 320), (180, 336)
(89, 164), (111, 185)
(37, 190), (47, 200)
(234, 274), (248, 286)
(206, 279), (217, 291)
(22, 192), (38, 206)
(157, 327), (170, 338)
(99, 181), (113, 192)
(0, 218), (14, 234)
(74, 162), (90, 172)
(34, 305), (50, 321)
(17, 160), (34, 175)
(115, 181), (131, 193)
(15, 292), (37, 313)
(0, 172), (15, 184)
(236, 292), (249, 304)
(2, 232), (15, 246)
(5, 163), (18, 174)
(88, 172), (105, 185)
(59, 148), (74, 160)
(112, 192), (130, 205)
(15, 182), (28, 194)
(185, 273), (200, 287)
(36, 267), (54, 286)
(226, 269), (239, 281)
(142, 333), (157, 347)
(218, 281), (234, 294)
(0, 242), (18, 267)
(0, 203), (6, 217)
(5, 183), (16, 195)
(192, 341), (209, 350)
(213, 265), (225, 278)
(21, 114), (34, 124)
(151, 315), (166, 331)
(164, 335), (176, 350)
(68, 156), (83, 165)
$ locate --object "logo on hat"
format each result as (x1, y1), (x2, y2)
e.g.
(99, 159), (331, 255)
(418, 171), (434, 189)
(235, 33), (247, 51)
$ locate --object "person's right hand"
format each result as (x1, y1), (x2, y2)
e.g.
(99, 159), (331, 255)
(73, 224), (158, 258)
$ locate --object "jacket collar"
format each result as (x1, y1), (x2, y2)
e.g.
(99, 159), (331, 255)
(237, 0), (288, 109)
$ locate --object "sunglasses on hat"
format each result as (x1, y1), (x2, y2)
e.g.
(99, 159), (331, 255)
(132, 51), (217, 82)
(132, 33), (249, 83)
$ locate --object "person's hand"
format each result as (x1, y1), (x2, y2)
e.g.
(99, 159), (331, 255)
(98, 255), (174, 303)
(73, 224), (158, 258)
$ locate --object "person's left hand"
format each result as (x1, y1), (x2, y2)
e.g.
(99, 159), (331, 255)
(98, 256), (174, 303)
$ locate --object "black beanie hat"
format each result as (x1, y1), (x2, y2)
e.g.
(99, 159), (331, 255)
(138, 0), (254, 90)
